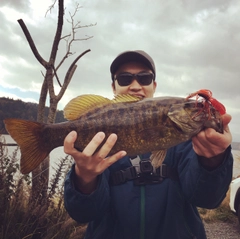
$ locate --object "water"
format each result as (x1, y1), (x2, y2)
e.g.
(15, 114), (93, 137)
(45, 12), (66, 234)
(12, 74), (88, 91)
(1, 134), (240, 177)
(233, 150), (240, 177)
(1, 134), (69, 177)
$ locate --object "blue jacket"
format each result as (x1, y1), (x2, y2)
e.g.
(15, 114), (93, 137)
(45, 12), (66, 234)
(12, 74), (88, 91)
(64, 141), (233, 239)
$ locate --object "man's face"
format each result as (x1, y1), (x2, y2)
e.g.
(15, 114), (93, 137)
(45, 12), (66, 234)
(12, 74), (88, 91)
(112, 62), (157, 98)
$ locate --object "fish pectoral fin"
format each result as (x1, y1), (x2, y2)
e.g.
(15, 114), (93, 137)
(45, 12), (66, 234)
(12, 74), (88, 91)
(64, 94), (111, 120)
(150, 150), (167, 168)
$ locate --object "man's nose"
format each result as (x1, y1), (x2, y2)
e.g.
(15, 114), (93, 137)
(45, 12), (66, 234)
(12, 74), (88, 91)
(129, 79), (142, 89)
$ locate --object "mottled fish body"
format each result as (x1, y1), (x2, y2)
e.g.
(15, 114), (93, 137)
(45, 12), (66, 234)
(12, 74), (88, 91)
(4, 94), (222, 174)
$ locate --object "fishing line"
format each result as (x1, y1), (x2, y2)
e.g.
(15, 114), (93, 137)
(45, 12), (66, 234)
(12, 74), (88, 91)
(31, 166), (50, 180)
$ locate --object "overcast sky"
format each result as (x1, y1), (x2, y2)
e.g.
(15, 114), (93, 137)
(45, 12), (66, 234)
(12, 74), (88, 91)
(0, 0), (240, 141)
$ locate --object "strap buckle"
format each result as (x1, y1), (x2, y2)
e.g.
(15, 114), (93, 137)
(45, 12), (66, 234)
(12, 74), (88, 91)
(157, 164), (168, 178)
(110, 162), (179, 186)
(133, 173), (164, 186)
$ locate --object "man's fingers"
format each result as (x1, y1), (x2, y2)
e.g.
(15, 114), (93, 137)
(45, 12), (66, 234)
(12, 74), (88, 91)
(82, 132), (106, 157)
(97, 133), (118, 159)
(221, 114), (232, 135)
(64, 131), (78, 154)
(105, 150), (127, 166)
(222, 114), (232, 127)
(64, 131), (126, 171)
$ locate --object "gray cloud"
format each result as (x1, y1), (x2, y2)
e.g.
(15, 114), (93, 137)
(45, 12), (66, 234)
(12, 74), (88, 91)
(0, 0), (30, 11)
(0, 0), (239, 141)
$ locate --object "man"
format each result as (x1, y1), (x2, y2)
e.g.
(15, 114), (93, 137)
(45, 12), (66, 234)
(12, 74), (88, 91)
(64, 50), (233, 239)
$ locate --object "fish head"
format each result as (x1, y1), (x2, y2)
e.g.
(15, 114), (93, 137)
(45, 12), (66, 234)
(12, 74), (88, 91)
(168, 100), (223, 136)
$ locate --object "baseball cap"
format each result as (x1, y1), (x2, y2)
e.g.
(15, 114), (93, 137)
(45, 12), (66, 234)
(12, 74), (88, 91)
(110, 50), (156, 81)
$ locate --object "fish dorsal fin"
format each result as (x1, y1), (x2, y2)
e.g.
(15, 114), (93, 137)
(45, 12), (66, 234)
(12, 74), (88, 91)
(64, 94), (111, 120)
(112, 94), (142, 103)
(64, 94), (142, 120)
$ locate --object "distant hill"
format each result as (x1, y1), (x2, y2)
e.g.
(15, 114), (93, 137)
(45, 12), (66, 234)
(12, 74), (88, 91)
(0, 97), (66, 134)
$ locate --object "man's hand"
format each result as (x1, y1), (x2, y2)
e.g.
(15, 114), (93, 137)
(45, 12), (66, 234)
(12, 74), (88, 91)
(192, 114), (232, 170)
(64, 131), (126, 194)
(192, 114), (232, 158)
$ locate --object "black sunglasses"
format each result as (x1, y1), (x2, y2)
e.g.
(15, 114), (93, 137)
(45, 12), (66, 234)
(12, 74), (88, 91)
(115, 72), (154, 86)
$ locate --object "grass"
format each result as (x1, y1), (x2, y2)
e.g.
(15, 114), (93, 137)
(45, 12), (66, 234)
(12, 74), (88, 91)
(0, 135), (87, 239)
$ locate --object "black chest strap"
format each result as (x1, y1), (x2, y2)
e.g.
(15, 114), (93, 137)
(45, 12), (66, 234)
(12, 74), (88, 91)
(110, 164), (179, 186)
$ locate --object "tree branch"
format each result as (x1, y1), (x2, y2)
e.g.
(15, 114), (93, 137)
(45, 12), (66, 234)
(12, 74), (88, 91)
(45, 0), (58, 17)
(0, 143), (18, 147)
(47, 0), (64, 101)
(56, 49), (91, 101)
(49, 0), (64, 64)
(17, 19), (48, 67)
(64, 49), (91, 84)
(55, 5), (96, 72)
(52, 65), (62, 87)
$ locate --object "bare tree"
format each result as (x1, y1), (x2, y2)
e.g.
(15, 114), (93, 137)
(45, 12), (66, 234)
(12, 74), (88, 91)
(17, 0), (95, 204)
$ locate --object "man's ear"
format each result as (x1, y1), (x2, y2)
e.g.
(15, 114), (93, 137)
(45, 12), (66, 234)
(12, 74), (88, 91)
(112, 82), (116, 93)
(153, 81), (157, 92)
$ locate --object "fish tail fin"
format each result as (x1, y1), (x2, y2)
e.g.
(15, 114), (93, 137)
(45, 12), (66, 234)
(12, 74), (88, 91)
(4, 118), (50, 174)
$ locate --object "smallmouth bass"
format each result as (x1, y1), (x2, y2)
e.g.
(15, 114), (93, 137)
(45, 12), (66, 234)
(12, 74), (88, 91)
(4, 94), (223, 174)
